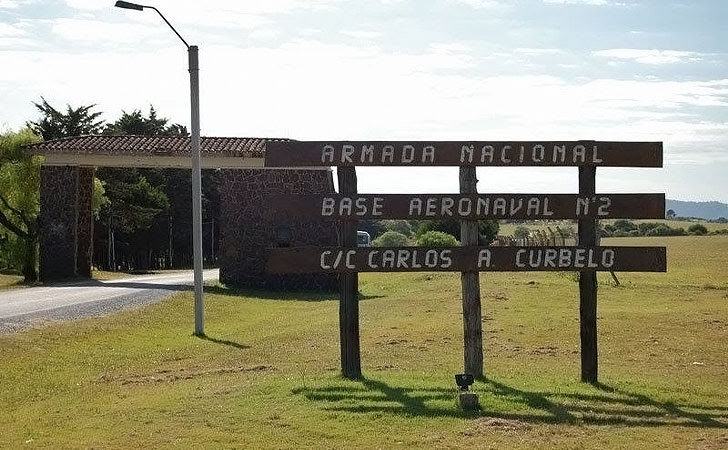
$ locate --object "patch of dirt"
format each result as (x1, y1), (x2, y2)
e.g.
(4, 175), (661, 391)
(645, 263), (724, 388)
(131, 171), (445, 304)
(692, 434), (728, 450)
(99, 364), (275, 385)
(463, 417), (532, 435)
(531, 345), (559, 356)
(487, 292), (509, 301)
(373, 364), (399, 371)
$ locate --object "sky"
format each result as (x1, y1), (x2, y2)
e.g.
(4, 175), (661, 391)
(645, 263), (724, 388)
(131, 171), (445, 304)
(1, 0), (726, 202)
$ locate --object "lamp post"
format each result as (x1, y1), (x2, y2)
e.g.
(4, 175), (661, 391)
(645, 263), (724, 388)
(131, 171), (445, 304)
(115, 0), (205, 336)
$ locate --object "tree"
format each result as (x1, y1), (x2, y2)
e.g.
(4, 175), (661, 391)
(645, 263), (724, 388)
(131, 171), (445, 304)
(0, 129), (42, 281)
(104, 106), (188, 137)
(26, 97), (103, 140)
(379, 219), (413, 236)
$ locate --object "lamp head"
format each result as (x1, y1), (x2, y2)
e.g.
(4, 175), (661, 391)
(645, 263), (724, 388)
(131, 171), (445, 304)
(455, 373), (474, 391)
(114, 1), (144, 11)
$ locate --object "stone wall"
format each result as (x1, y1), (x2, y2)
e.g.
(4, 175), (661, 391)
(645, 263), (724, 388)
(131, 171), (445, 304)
(76, 167), (94, 278)
(219, 169), (338, 291)
(39, 165), (94, 281)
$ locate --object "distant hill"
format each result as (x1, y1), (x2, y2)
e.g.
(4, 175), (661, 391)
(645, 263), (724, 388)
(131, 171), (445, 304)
(666, 199), (728, 220)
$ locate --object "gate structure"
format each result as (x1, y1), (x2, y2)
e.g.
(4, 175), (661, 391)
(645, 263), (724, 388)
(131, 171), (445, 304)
(265, 140), (666, 382)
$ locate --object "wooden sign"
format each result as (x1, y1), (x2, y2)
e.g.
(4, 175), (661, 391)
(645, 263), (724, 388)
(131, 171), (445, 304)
(265, 136), (666, 383)
(267, 246), (667, 274)
(265, 140), (663, 167)
(269, 193), (665, 220)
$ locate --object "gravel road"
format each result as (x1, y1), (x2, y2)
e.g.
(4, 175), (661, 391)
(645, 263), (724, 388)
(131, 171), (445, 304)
(0, 269), (219, 333)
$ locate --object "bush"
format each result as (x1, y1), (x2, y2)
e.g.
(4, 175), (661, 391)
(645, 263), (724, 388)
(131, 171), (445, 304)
(644, 224), (686, 236)
(687, 224), (708, 235)
(416, 231), (459, 247)
(414, 220), (499, 245)
(513, 225), (530, 239)
(613, 219), (637, 232)
(371, 231), (411, 247)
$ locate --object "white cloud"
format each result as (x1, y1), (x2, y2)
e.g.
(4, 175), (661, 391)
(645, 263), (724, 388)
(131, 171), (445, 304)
(64, 0), (105, 10)
(514, 48), (563, 56)
(51, 18), (165, 44)
(0, 22), (27, 37)
(447, 0), (509, 9)
(67, 0), (352, 15)
(339, 30), (383, 40)
(543, 0), (610, 5)
(593, 48), (705, 65)
(0, 0), (27, 8)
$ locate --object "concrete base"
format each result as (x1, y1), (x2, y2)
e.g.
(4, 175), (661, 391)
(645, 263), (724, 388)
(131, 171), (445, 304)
(459, 391), (480, 411)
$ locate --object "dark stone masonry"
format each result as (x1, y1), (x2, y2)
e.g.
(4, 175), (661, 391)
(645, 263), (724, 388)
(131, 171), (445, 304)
(219, 169), (339, 291)
(40, 165), (94, 281)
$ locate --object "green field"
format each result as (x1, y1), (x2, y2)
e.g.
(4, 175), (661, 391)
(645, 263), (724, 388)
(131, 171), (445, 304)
(1, 236), (727, 449)
(499, 219), (728, 237)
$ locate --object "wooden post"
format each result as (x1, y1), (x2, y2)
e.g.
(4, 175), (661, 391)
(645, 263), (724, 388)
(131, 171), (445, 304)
(578, 166), (598, 383)
(459, 166), (483, 378)
(338, 166), (361, 379)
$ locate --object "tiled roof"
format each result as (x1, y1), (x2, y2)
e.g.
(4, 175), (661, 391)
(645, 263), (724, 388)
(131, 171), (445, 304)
(24, 135), (286, 157)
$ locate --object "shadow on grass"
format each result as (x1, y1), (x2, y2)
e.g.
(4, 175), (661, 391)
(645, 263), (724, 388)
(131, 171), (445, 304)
(194, 333), (250, 350)
(293, 376), (728, 428)
(204, 284), (384, 302)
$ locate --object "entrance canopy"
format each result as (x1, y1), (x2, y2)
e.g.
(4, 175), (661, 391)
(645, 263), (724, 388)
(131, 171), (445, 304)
(25, 135), (280, 169)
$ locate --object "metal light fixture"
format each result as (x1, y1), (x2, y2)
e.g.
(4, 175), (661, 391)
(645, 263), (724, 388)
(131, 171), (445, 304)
(115, 0), (205, 336)
(455, 373), (474, 391)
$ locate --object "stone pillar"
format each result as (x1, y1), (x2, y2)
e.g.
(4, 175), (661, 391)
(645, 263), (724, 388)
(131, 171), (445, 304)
(76, 167), (95, 278)
(219, 169), (338, 291)
(39, 165), (95, 281)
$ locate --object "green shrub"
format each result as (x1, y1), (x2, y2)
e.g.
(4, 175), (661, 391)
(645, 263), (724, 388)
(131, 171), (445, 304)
(513, 225), (530, 239)
(687, 224), (708, 235)
(372, 231), (411, 247)
(416, 231), (460, 247)
(414, 220), (498, 245)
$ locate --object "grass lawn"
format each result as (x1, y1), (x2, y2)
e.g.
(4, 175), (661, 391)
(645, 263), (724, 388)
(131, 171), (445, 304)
(1, 236), (727, 449)
(0, 271), (23, 290)
(499, 219), (728, 237)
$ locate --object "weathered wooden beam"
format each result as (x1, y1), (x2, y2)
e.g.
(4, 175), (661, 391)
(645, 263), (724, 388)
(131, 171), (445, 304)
(460, 166), (483, 379)
(579, 166), (598, 384)
(337, 166), (361, 380)
(265, 141), (663, 167)
(267, 193), (666, 220)
(266, 246), (667, 273)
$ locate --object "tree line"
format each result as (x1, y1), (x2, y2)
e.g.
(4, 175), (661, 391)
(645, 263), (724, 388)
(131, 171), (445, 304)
(0, 98), (220, 282)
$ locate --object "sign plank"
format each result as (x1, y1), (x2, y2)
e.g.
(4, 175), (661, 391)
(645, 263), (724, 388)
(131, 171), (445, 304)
(265, 141), (663, 168)
(269, 193), (665, 220)
(267, 246), (667, 273)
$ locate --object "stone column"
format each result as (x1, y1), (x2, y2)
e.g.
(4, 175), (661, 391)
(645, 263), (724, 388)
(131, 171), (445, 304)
(39, 165), (95, 281)
(76, 167), (95, 278)
(219, 168), (338, 291)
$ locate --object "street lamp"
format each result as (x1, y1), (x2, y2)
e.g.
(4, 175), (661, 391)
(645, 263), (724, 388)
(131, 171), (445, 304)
(115, 0), (205, 336)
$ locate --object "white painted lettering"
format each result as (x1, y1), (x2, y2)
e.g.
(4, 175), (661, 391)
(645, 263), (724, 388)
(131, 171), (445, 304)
(597, 196), (611, 217)
(515, 249), (526, 268)
(478, 249), (491, 268)
(321, 197), (335, 216)
(461, 145), (474, 163)
(422, 145), (435, 163)
(372, 197), (384, 216)
(342, 144), (355, 163)
(402, 145), (415, 163)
